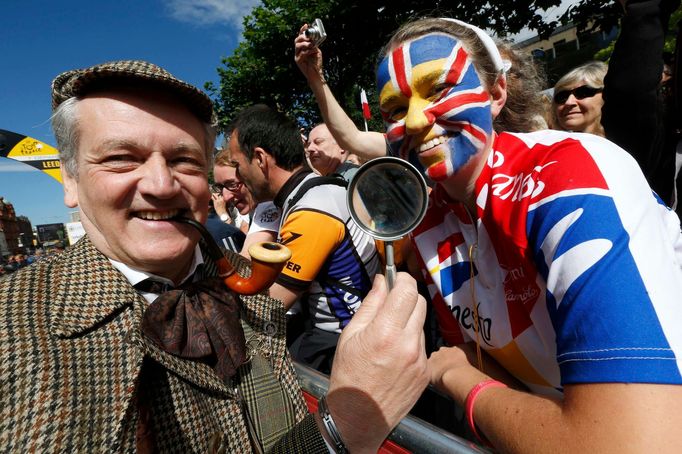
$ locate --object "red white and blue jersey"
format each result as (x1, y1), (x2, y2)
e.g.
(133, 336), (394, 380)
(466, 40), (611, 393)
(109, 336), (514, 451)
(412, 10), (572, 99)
(411, 130), (682, 395)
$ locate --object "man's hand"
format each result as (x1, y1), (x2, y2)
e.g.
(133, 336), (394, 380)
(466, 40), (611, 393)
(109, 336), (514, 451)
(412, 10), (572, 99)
(323, 273), (429, 452)
(295, 24), (325, 83)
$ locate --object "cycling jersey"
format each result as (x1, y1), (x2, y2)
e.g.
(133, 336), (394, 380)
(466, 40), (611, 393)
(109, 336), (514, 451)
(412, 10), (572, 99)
(276, 170), (380, 333)
(248, 201), (280, 235)
(411, 130), (682, 395)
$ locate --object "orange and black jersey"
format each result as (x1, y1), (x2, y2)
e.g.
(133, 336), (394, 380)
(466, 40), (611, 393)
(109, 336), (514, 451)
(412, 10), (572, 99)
(275, 170), (380, 333)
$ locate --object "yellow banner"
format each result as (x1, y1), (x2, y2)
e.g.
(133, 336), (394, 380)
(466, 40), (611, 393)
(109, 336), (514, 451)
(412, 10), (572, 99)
(1, 129), (62, 183)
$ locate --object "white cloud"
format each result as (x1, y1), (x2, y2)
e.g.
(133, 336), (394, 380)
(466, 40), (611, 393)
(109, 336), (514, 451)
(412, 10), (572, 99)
(165, 0), (261, 29)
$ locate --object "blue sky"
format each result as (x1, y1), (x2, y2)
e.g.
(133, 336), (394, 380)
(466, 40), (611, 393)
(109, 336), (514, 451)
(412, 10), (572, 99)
(0, 0), (258, 226)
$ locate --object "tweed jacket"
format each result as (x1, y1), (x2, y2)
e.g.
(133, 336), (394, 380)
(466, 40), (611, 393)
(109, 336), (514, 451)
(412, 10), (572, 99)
(0, 236), (327, 453)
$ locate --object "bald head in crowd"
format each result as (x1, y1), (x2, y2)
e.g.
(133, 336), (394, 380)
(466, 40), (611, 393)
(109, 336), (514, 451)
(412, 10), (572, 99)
(305, 123), (351, 176)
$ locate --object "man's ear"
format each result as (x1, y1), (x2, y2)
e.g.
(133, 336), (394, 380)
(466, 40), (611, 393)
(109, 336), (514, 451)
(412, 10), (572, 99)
(489, 74), (508, 120)
(62, 169), (79, 208)
(253, 147), (269, 173)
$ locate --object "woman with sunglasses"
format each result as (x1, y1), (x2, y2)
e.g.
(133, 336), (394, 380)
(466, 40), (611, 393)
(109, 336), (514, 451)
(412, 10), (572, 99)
(374, 17), (682, 452)
(552, 61), (607, 136)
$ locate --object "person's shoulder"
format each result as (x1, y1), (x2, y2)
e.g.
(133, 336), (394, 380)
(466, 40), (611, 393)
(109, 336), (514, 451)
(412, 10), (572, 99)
(250, 202), (282, 233)
(282, 176), (349, 230)
(308, 174), (348, 192)
(500, 129), (590, 149)
(496, 130), (636, 169)
(500, 130), (624, 154)
(335, 161), (360, 181)
(1, 255), (52, 287)
(253, 201), (281, 218)
(292, 175), (348, 206)
(0, 258), (54, 329)
(486, 131), (620, 204)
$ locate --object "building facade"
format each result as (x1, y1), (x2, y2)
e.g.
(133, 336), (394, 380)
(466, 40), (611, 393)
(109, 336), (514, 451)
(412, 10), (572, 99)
(16, 216), (34, 250)
(514, 22), (617, 84)
(0, 197), (20, 255)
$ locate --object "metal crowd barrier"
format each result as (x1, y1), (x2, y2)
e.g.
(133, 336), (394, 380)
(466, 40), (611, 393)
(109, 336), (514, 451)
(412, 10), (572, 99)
(294, 362), (490, 454)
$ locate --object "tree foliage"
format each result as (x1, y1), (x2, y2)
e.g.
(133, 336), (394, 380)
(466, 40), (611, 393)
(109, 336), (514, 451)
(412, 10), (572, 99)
(208, 0), (624, 131)
(572, 1), (680, 61)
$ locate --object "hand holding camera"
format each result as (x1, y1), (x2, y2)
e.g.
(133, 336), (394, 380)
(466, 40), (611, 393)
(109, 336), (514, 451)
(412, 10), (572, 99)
(295, 20), (327, 83)
(304, 18), (327, 47)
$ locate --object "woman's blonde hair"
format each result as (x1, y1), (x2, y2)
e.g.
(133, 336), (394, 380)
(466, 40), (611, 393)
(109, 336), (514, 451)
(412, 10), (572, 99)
(553, 61), (607, 97)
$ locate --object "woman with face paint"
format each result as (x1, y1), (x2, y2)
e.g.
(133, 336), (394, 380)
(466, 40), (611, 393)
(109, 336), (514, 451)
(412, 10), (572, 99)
(295, 25), (547, 165)
(377, 18), (682, 452)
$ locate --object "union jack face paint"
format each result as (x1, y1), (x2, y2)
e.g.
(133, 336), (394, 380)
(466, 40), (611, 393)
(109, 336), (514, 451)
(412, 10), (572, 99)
(376, 33), (494, 181)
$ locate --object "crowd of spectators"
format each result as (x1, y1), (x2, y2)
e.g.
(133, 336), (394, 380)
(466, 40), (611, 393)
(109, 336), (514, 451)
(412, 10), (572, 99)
(0, 250), (49, 276)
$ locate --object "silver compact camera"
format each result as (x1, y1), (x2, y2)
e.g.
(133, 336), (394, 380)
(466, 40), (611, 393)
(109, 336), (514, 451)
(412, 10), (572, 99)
(304, 18), (327, 47)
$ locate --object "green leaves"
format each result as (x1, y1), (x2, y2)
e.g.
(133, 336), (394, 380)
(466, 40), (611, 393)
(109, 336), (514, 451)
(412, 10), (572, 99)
(211, 0), (622, 131)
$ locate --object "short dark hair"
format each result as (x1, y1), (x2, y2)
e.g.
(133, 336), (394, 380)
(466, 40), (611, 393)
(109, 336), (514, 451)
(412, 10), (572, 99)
(226, 104), (304, 171)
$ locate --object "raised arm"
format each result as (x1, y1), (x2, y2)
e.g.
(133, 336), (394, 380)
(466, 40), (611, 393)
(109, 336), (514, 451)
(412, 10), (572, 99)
(601, 0), (679, 203)
(295, 24), (386, 160)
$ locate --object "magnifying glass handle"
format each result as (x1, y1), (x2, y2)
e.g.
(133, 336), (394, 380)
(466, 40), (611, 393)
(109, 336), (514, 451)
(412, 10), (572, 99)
(385, 241), (396, 291)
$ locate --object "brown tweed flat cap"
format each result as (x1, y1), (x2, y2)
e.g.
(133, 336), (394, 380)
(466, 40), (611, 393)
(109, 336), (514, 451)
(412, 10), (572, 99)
(51, 60), (214, 124)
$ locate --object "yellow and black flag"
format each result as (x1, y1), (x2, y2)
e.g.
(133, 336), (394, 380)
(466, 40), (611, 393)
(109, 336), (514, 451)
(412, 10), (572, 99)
(0, 129), (62, 183)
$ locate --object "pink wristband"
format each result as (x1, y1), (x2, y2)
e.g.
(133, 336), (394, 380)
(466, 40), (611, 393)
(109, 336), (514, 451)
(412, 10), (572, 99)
(465, 379), (507, 446)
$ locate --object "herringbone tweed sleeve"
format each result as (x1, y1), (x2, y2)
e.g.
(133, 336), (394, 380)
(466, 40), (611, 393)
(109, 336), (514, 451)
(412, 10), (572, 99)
(0, 238), (144, 451)
(0, 239), (329, 452)
(269, 414), (329, 452)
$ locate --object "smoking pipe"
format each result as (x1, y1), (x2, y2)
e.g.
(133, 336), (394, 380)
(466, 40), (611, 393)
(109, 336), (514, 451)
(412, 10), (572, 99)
(176, 217), (291, 296)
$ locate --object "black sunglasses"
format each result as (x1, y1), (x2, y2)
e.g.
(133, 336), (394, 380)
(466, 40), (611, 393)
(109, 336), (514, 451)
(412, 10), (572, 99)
(553, 85), (603, 104)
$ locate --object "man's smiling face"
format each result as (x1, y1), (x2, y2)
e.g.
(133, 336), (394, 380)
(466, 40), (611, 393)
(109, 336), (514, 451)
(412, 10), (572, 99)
(377, 33), (493, 182)
(62, 89), (209, 281)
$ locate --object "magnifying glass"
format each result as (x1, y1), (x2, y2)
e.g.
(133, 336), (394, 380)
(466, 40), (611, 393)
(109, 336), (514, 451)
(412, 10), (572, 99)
(347, 157), (428, 290)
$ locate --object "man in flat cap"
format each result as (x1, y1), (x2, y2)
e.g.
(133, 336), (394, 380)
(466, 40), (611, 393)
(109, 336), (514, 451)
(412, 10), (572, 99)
(0, 60), (428, 452)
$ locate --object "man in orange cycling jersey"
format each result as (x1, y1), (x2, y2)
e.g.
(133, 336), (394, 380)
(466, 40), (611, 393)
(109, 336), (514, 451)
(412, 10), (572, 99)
(227, 104), (380, 373)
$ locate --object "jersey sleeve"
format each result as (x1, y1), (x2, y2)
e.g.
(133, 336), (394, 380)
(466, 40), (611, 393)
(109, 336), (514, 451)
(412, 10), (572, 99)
(525, 136), (682, 386)
(248, 202), (281, 234)
(277, 209), (346, 290)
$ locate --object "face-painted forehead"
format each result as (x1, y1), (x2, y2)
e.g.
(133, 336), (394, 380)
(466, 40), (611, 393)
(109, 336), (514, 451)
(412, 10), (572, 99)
(377, 33), (461, 91)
